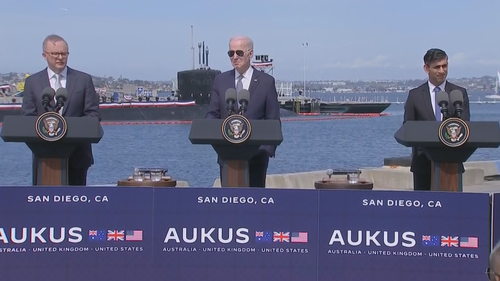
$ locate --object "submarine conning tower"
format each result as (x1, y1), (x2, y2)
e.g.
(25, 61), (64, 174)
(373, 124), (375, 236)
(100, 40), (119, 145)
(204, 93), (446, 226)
(177, 38), (221, 105)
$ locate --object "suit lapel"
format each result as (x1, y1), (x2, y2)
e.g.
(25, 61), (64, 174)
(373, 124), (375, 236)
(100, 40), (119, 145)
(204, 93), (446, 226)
(39, 68), (50, 89)
(248, 67), (260, 98)
(444, 82), (453, 96)
(62, 67), (76, 115)
(38, 68), (55, 108)
(421, 84), (435, 120)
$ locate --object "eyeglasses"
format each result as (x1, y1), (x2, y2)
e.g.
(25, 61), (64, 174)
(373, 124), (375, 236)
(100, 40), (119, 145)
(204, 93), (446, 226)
(227, 50), (245, 57)
(486, 267), (500, 280)
(46, 52), (69, 58)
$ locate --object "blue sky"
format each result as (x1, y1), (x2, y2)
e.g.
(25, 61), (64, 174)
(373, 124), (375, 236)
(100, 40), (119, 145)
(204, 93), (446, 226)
(1, 0), (499, 81)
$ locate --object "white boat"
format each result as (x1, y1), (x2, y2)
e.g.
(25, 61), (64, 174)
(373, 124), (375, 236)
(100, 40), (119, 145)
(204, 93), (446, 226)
(485, 71), (500, 99)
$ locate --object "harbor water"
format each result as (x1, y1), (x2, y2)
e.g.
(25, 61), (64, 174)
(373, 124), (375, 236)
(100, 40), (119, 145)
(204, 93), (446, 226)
(1, 92), (499, 187)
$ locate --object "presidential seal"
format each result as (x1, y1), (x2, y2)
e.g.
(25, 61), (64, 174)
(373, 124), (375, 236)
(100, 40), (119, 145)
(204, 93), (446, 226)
(35, 111), (67, 142)
(438, 117), (470, 148)
(221, 114), (252, 144)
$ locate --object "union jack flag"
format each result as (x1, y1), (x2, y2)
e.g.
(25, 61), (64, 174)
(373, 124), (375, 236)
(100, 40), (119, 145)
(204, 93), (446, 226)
(273, 231), (290, 243)
(107, 230), (125, 241)
(441, 236), (459, 247)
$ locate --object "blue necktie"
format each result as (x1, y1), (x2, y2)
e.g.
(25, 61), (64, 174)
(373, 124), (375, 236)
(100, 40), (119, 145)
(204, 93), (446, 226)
(434, 86), (441, 121)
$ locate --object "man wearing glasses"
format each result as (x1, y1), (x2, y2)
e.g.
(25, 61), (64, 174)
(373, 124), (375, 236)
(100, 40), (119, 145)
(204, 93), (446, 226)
(21, 34), (100, 186)
(205, 35), (281, 188)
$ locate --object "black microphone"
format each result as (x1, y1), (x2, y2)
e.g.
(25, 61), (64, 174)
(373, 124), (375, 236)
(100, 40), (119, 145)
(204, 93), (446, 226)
(237, 89), (250, 115)
(54, 88), (68, 113)
(436, 90), (450, 120)
(449, 89), (464, 119)
(225, 88), (237, 115)
(41, 87), (55, 112)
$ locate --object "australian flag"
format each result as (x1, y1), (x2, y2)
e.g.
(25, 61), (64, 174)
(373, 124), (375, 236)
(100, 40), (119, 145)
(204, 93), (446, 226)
(255, 231), (272, 242)
(89, 230), (106, 242)
(422, 235), (440, 246)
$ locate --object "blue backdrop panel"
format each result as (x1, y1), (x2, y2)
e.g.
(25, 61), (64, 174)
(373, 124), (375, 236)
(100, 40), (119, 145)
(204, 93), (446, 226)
(318, 190), (490, 281)
(0, 186), (154, 280)
(152, 188), (318, 281)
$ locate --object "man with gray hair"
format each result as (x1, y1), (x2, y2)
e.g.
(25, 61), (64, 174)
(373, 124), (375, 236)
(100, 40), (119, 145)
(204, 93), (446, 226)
(205, 35), (280, 188)
(22, 34), (101, 186)
(488, 241), (500, 280)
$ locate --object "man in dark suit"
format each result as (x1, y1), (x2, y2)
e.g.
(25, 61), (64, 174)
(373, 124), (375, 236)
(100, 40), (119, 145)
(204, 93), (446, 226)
(403, 48), (470, 191)
(21, 34), (101, 186)
(205, 35), (281, 188)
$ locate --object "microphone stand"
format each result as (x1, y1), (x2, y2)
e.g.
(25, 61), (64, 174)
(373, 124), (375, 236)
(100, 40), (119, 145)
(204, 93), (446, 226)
(440, 107), (449, 120)
(227, 102), (235, 116)
(237, 102), (247, 115)
(454, 105), (462, 119)
(54, 98), (65, 113)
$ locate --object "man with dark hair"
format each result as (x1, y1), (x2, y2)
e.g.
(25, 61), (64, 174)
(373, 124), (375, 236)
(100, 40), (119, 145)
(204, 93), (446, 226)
(403, 48), (470, 191)
(22, 34), (101, 186)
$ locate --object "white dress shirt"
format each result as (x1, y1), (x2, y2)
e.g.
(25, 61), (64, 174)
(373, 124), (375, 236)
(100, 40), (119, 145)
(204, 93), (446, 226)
(428, 80), (446, 121)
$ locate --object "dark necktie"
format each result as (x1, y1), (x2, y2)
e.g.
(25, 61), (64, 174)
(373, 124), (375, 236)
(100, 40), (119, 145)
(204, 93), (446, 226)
(236, 75), (243, 108)
(434, 86), (441, 121)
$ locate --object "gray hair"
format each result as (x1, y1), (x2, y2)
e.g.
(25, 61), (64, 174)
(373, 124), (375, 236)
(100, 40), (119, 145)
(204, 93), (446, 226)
(490, 241), (500, 277)
(229, 35), (254, 50)
(42, 34), (69, 51)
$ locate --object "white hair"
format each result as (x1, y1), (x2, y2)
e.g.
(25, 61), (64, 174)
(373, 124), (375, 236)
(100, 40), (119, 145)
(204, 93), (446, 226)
(229, 35), (253, 50)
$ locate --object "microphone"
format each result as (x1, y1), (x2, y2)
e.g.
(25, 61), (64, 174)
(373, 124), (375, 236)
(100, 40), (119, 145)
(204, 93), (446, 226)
(54, 88), (68, 113)
(225, 88), (237, 115)
(237, 89), (250, 115)
(449, 89), (464, 118)
(436, 90), (450, 120)
(41, 87), (55, 112)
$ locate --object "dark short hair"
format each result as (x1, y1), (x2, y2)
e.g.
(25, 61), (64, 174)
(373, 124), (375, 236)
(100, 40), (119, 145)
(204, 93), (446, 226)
(423, 48), (447, 65)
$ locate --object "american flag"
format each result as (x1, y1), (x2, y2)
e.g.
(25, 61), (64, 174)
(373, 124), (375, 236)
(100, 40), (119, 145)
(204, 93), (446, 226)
(291, 232), (308, 243)
(460, 237), (478, 248)
(441, 236), (459, 247)
(125, 230), (143, 241)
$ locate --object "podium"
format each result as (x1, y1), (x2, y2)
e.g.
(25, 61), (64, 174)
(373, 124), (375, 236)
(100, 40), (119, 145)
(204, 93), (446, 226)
(1, 115), (103, 186)
(189, 117), (283, 187)
(395, 120), (500, 191)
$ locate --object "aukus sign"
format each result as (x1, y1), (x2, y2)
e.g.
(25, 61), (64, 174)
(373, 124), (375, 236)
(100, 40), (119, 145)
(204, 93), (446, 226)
(0, 186), (491, 281)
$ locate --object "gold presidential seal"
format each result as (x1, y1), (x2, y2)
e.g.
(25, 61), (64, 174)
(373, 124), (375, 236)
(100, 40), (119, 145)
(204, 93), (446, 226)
(221, 114), (252, 144)
(35, 111), (67, 142)
(438, 117), (470, 147)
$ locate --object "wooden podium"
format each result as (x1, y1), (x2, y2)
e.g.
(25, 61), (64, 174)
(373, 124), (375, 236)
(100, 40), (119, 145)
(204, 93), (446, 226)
(1, 114), (103, 185)
(189, 116), (282, 187)
(395, 119), (500, 191)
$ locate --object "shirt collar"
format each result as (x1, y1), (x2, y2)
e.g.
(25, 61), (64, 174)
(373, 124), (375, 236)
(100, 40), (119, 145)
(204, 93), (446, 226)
(235, 66), (253, 80)
(47, 66), (68, 79)
(428, 80), (446, 93)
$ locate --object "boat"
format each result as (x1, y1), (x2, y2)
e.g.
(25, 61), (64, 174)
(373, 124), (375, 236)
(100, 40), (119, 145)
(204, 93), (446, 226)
(0, 37), (388, 123)
(252, 56), (391, 115)
(485, 71), (500, 100)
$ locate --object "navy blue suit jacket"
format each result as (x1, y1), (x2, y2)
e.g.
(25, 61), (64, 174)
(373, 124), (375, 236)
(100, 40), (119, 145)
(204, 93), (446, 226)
(205, 67), (281, 157)
(21, 67), (101, 169)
